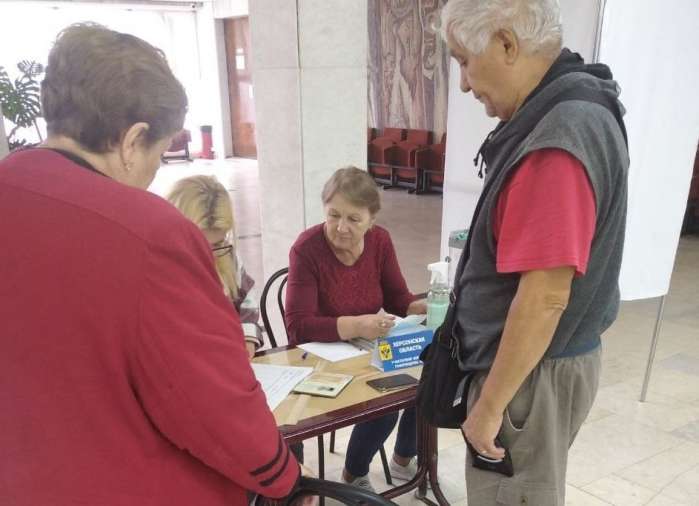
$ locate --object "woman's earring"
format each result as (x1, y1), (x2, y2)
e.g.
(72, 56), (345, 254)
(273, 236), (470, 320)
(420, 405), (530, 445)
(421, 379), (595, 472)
(125, 162), (133, 172)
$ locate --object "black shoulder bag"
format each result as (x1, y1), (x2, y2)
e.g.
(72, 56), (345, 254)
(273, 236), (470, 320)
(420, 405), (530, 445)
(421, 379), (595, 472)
(415, 127), (499, 429)
(415, 297), (471, 428)
(416, 213), (477, 429)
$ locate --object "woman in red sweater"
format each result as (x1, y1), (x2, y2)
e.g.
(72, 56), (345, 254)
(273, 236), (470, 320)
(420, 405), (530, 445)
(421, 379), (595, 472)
(285, 167), (427, 491)
(0, 24), (300, 506)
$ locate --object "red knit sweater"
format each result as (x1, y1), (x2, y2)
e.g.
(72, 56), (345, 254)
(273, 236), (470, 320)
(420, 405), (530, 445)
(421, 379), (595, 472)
(285, 224), (416, 345)
(0, 149), (299, 506)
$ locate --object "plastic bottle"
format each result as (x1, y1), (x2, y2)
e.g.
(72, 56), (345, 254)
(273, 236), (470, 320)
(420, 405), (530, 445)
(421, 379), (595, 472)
(426, 261), (450, 329)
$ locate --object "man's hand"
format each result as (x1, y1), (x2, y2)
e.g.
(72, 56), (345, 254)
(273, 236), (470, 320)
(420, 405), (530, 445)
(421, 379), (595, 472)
(462, 267), (574, 460)
(462, 399), (505, 460)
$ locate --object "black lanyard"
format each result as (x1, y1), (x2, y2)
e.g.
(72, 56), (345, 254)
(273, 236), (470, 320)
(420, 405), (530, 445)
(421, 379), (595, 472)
(42, 147), (109, 178)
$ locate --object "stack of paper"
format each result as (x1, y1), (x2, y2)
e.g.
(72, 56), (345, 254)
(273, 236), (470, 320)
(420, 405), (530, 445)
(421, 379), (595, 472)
(297, 341), (368, 362)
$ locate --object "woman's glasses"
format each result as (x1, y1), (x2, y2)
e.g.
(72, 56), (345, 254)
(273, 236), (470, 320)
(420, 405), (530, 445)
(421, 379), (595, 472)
(212, 244), (233, 258)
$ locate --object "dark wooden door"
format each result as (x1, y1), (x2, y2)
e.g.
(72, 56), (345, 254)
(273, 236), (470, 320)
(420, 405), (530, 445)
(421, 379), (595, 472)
(224, 17), (257, 159)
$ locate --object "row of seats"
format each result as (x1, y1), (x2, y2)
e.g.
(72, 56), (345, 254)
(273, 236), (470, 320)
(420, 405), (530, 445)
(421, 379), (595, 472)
(367, 127), (446, 194)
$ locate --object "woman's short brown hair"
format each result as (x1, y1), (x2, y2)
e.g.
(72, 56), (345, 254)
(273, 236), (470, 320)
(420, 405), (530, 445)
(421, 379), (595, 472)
(41, 23), (187, 153)
(321, 166), (381, 215)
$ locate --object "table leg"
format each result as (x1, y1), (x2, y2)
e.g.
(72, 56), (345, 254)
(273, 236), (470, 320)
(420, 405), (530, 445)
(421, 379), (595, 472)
(382, 406), (430, 502)
(425, 424), (448, 506)
(387, 409), (448, 506)
(317, 435), (325, 506)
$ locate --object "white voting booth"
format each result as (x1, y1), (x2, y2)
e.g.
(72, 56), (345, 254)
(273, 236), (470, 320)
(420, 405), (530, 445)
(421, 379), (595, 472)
(441, 0), (699, 400)
(600, 0), (699, 399)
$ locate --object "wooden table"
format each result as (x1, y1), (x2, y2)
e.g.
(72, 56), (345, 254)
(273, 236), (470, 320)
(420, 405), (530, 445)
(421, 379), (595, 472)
(254, 347), (448, 506)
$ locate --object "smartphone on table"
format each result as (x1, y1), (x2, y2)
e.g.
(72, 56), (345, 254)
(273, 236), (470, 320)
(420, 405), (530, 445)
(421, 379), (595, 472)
(366, 374), (418, 392)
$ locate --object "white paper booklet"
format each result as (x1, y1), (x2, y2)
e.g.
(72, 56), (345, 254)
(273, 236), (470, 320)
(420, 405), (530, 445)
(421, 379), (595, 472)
(250, 363), (313, 411)
(297, 341), (368, 362)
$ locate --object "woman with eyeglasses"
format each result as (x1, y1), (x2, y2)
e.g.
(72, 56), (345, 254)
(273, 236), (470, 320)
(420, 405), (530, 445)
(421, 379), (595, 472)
(167, 175), (263, 359)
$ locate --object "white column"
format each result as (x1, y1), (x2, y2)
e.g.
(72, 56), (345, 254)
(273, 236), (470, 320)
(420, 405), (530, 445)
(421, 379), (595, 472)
(0, 111), (9, 160)
(250, 0), (367, 278)
(297, 0), (367, 226)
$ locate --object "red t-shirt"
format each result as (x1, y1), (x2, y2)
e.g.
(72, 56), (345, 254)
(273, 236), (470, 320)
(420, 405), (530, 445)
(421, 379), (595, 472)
(285, 224), (416, 345)
(0, 149), (299, 506)
(493, 148), (597, 276)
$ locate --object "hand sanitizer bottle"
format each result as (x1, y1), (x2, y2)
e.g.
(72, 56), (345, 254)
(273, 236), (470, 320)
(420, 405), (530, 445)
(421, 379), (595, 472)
(426, 261), (450, 329)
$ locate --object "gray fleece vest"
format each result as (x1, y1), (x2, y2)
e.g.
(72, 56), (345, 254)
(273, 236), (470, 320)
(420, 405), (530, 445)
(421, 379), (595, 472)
(454, 71), (629, 373)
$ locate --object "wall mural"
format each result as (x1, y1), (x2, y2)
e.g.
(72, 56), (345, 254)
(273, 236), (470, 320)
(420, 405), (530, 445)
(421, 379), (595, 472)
(368, 0), (450, 140)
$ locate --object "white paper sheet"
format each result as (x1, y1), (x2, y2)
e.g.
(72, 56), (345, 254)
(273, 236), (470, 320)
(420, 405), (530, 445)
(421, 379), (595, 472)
(297, 342), (368, 363)
(250, 363), (313, 411)
(388, 314), (426, 335)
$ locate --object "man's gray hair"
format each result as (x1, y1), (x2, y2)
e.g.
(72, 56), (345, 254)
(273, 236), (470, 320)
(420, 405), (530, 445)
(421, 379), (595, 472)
(441, 0), (562, 57)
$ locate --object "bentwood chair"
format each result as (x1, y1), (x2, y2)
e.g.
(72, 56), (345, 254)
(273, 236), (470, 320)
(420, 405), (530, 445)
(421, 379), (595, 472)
(260, 268), (394, 486)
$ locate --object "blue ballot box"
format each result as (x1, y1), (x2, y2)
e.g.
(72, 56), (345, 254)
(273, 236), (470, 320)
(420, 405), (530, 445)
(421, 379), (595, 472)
(371, 325), (434, 372)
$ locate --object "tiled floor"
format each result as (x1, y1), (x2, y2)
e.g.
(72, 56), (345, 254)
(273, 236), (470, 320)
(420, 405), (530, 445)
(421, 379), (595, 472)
(150, 159), (699, 505)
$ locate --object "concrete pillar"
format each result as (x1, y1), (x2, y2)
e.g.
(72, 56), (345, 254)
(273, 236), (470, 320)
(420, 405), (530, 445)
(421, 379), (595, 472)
(250, 0), (367, 278)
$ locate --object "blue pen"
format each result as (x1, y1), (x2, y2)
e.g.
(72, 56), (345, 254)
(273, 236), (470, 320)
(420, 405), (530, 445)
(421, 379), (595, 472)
(301, 351), (309, 360)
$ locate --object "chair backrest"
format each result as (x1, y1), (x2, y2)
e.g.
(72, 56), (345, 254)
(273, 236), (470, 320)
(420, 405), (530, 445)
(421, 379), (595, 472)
(259, 267), (289, 348)
(283, 477), (398, 506)
(368, 138), (396, 163)
(393, 142), (421, 166)
(405, 128), (432, 145)
(367, 127), (378, 143)
(382, 127), (406, 142)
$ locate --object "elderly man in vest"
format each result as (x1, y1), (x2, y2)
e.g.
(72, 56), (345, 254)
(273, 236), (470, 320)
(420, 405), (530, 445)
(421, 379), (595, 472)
(441, 1), (628, 504)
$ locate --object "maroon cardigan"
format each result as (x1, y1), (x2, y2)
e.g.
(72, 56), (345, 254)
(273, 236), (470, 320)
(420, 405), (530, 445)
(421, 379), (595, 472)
(285, 223), (416, 345)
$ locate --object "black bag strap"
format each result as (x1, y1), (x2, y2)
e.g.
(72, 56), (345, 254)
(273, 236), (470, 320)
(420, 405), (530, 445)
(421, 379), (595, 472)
(442, 162), (502, 346)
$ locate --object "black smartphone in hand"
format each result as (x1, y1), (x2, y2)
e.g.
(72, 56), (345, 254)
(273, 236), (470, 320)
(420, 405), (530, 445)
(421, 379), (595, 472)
(466, 437), (514, 477)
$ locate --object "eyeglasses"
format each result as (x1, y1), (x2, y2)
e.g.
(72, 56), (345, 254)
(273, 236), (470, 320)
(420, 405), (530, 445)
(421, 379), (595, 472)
(212, 244), (233, 258)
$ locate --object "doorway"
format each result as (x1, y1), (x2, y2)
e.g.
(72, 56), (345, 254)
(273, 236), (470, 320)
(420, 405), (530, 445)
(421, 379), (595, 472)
(223, 17), (257, 159)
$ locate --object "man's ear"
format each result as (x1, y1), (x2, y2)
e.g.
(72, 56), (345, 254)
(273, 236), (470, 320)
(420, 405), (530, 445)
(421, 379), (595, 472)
(495, 29), (520, 65)
(119, 122), (150, 168)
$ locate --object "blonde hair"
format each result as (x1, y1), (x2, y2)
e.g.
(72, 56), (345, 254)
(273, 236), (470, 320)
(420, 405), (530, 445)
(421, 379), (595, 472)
(166, 175), (240, 299)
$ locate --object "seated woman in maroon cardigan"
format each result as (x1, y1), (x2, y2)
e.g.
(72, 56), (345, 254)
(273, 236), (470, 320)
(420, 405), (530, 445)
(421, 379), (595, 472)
(285, 167), (427, 492)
